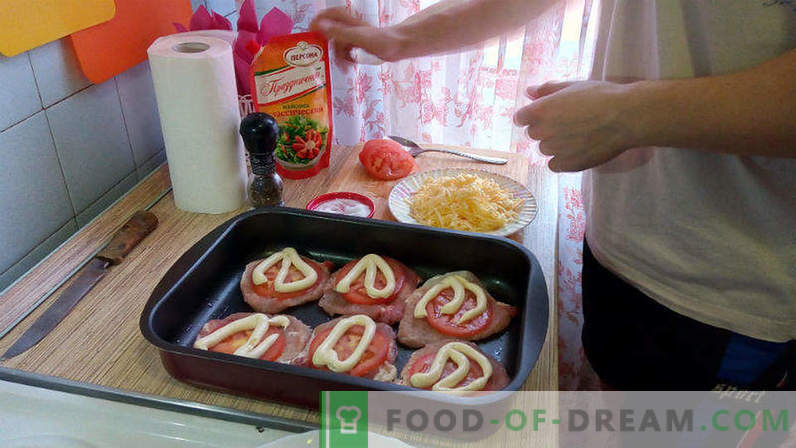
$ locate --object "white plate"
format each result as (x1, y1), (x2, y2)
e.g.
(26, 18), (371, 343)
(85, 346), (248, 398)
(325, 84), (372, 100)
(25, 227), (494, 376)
(388, 168), (537, 237)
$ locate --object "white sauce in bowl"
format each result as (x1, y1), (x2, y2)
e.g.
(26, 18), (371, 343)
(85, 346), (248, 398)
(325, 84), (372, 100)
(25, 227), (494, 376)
(314, 198), (372, 217)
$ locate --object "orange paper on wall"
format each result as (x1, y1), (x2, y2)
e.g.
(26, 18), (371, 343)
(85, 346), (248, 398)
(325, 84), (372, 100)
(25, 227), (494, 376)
(70, 0), (193, 84)
(0, 0), (116, 57)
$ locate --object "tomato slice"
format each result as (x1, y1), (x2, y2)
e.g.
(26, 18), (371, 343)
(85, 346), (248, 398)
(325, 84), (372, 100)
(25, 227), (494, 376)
(308, 325), (390, 376)
(334, 257), (406, 305)
(359, 139), (417, 180)
(407, 351), (486, 390)
(424, 288), (493, 338)
(252, 259), (321, 300)
(208, 326), (286, 362)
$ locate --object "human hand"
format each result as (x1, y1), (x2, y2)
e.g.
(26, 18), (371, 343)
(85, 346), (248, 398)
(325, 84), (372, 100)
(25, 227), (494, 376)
(311, 7), (405, 64)
(513, 81), (641, 172)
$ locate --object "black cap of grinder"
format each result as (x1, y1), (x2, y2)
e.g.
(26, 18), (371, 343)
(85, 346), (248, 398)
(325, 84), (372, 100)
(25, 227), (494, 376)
(240, 112), (279, 156)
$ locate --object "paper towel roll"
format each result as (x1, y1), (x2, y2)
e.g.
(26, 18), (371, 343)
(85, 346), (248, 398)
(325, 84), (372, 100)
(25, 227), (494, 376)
(175, 30), (236, 46)
(148, 35), (247, 214)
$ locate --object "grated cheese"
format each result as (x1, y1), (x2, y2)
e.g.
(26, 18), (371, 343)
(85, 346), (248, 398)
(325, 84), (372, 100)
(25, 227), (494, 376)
(408, 174), (522, 232)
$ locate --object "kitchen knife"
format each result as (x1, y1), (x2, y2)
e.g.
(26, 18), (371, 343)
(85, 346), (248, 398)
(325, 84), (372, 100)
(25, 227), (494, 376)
(0, 211), (158, 361)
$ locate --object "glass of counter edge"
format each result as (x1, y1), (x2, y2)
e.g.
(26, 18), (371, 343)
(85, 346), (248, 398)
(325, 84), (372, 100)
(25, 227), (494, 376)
(306, 192), (375, 218)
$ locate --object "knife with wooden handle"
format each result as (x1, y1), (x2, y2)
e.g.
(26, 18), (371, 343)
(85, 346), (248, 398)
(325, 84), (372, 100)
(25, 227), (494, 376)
(1, 211), (158, 360)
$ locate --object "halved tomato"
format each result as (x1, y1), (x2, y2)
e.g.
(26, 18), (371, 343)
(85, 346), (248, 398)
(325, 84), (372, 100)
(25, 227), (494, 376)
(334, 257), (406, 305)
(425, 288), (493, 338)
(407, 351), (486, 390)
(309, 324), (390, 377)
(252, 260), (322, 300)
(209, 326), (286, 362)
(359, 139), (416, 180)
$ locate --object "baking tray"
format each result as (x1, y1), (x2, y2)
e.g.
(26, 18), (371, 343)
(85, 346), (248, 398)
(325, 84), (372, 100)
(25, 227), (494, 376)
(140, 208), (549, 409)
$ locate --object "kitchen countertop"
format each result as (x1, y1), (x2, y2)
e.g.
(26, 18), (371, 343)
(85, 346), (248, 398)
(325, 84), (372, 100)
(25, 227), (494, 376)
(0, 144), (557, 443)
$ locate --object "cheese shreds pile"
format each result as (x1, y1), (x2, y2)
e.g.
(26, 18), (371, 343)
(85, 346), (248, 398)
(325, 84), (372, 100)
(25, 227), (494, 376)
(408, 174), (523, 232)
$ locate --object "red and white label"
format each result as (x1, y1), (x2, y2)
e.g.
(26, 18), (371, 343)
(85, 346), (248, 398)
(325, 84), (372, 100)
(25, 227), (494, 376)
(255, 64), (326, 105)
(255, 41), (326, 105)
(284, 41), (323, 67)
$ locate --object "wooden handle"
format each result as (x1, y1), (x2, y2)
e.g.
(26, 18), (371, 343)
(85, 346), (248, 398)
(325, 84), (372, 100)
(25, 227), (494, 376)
(96, 211), (158, 265)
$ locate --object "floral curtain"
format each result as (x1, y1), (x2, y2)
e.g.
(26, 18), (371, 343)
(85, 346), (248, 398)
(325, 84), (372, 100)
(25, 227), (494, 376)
(255, 0), (594, 390)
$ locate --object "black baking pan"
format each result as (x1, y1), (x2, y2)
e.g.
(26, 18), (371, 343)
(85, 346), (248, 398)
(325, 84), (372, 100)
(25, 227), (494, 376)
(140, 208), (549, 409)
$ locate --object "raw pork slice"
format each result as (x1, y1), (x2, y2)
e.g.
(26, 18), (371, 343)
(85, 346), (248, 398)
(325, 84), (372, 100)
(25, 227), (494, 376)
(397, 271), (517, 348)
(196, 312), (311, 364)
(294, 315), (398, 382)
(399, 340), (510, 391)
(241, 254), (333, 314)
(319, 256), (420, 324)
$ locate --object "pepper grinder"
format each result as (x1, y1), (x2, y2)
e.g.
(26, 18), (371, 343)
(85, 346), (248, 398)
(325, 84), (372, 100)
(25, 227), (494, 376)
(240, 113), (284, 207)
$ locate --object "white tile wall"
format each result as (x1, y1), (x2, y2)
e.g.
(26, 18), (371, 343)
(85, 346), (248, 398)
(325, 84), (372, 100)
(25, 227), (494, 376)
(206, 0), (237, 16)
(0, 113), (73, 274)
(225, 10), (241, 30)
(0, 219), (78, 292)
(116, 62), (164, 166)
(46, 81), (136, 213)
(0, 53), (41, 131)
(29, 39), (91, 108)
(0, 0), (219, 292)
(75, 171), (139, 227)
(136, 150), (167, 181)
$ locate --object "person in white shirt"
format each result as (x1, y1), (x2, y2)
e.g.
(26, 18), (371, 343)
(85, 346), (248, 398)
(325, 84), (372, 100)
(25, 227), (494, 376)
(311, 0), (795, 390)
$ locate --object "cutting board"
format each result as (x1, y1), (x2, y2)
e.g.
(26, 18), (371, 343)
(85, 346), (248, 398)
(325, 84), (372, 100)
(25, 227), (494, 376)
(70, 0), (193, 84)
(325, 144), (531, 222)
(0, 0), (116, 57)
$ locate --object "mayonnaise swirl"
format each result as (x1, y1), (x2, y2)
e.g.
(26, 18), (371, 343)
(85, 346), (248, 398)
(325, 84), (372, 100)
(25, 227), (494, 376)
(252, 248), (318, 292)
(334, 254), (396, 299)
(414, 274), (487, 324)
(194, 314), (290, 359)
(312, 315), (377, 372)
(409, 342), (493, 391)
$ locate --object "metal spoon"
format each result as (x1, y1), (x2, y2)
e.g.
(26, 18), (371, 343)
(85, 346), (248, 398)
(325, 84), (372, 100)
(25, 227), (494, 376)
(388, 136), (509, 165)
